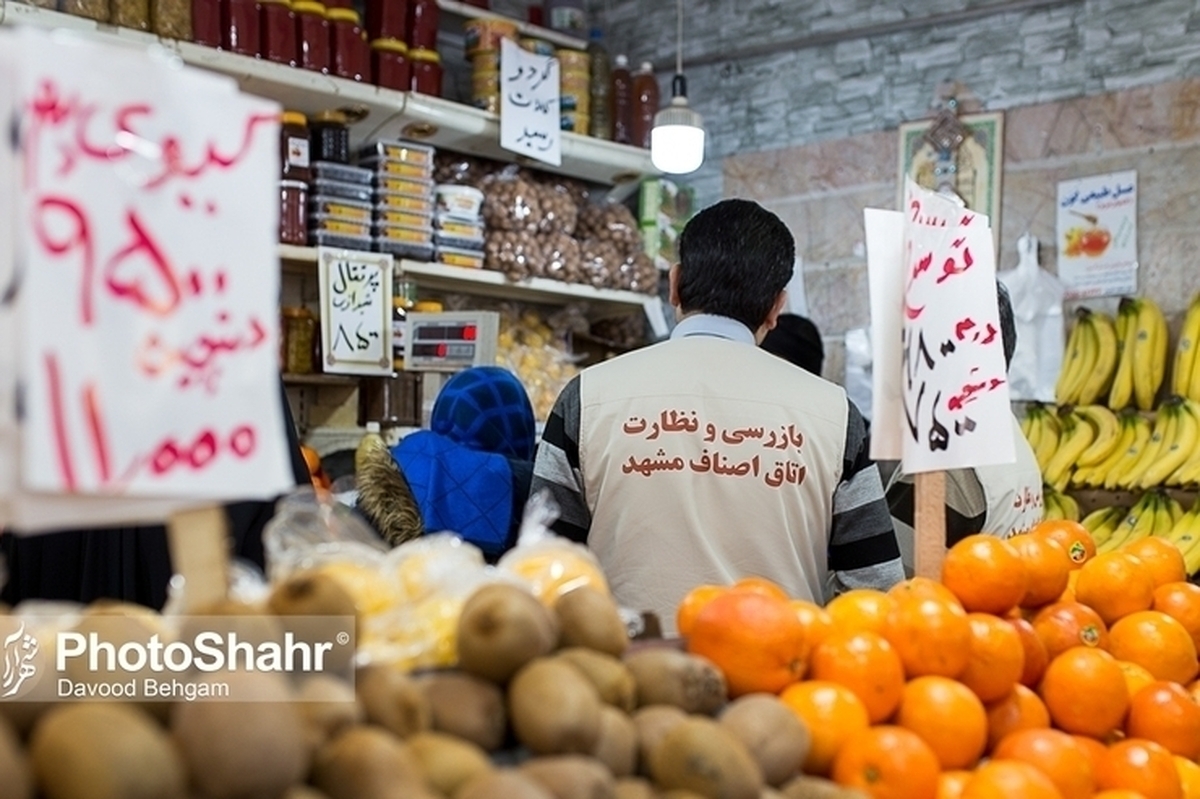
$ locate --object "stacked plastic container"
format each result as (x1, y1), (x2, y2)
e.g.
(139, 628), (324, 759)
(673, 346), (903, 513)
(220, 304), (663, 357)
(359, 141), (437, 260)
(433, 185), (486, 269)
(307, 161), (375, 250)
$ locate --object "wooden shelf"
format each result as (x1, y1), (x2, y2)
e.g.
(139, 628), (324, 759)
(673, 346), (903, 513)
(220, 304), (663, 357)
(0, 2), (655, 188)
(282, 372), (360, 387)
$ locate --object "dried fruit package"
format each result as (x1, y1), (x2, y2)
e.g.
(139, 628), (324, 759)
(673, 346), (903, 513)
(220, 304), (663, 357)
(497, 491), (610, 606)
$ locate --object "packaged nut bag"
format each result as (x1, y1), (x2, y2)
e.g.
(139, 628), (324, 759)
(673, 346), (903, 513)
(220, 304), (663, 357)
(535, 180), (580, 236)
(577, 199), (642, 260)
(538, 231), (583, 283)
(481, 166), (544, 233)
(484, 230), (544, 281)
(580, 237), (622, 289)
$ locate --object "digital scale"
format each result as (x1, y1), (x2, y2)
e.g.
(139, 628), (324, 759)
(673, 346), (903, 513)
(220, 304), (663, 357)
(403, 311), (501, 428)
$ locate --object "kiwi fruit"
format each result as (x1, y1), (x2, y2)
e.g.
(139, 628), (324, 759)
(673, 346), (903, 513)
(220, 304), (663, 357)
(406, 731), (492, 797)
(456, 584), (559, 684)
(778, 776), (871, 799)
(508, 658), (602, 755)
(623, 649), (727, 714)
(418, 671), (507, 751)
(179, 599), (284, 649)
(297, 674), (364, 751)
(311, 726), (427, 799)
(171, 671), (309, 799)
(650, 717), (763, 799)
(660, 793), (708, 799)
(613, 778), (657, 799)
(267, 572), (358, 675)
(556, 648), (637, 712)
(719, 694), (810, 787)
(31, 702), (186, 799)
(281, 788), (332, 799)
(554, 586), (629, 657)
(520, 755), (616, 799)
(591, 706), (637, 778)
(0, 713), (34, 799)
(67, 602), (174, 722)
(761, 790), (787, 799)
(356, 664), (432, 739)
(631, 705), (687, 776)
(456, 770), (556, 799)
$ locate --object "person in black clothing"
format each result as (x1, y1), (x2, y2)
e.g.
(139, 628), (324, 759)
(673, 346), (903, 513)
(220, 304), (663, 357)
(760, 313), (825, 377)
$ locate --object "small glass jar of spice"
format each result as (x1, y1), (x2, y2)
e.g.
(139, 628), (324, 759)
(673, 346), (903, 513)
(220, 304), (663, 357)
(294, 0), (331, 73)
(410, 47), (442, 96)
(327, 8), (370, 82)
(371, 38), (410, 92)
(224, 0), (262, 56)
(260, 0), (298, 65)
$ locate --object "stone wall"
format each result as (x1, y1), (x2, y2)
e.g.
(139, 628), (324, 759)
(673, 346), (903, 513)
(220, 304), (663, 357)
(723, 77), (1200, 387)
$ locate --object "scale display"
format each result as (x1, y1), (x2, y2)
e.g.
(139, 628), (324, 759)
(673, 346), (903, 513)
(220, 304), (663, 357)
(404, 311), (499, 372)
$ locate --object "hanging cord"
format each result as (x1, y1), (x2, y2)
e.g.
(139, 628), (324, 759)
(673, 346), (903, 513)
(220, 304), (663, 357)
(675, 0), (683, 76)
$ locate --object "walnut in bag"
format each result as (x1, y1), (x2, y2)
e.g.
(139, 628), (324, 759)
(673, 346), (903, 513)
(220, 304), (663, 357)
(535, 181), (580, 236)
(434, 152), (496, 187)
(485, 231), (543, 282)
(624, 252), (660, 295)
(580, 238), (622, 289)
(481, 168), (544, 233)
(538, 232), (582, 283)
(577, 200), (643, 260)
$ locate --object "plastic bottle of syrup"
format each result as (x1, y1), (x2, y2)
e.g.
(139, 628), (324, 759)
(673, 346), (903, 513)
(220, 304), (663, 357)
(587, 28), (613, 140)
(610, 54), (633, 145)
(631, 61), (659, 149)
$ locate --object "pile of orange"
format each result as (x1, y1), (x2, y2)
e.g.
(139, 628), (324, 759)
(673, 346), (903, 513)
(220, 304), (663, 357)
(676, 518), (1200, 799)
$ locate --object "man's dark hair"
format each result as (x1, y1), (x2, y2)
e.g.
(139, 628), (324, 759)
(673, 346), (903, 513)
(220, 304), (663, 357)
(997, 280), (1017, 369)
(676, 199), (795, 330)
(761, 314), (824, 376)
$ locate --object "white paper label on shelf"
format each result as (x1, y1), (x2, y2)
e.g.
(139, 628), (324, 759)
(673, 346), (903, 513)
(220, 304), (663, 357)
(318, 249), (394, 376)
(1056, 170), (1138, 300)
(2, 29), (293, 532)
(865, 179), (1014, 473)
(499, 38), (562, 168)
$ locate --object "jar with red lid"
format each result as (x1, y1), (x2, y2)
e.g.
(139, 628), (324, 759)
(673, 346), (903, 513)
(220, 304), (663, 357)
(294, 0), (330, 73)
(372, 38), (410, 92)
(260, 0), (297, 64)
(224, 0), (261, 55)
(408, 0), (438, 50)
(410, 47), (442, 96)
(366, 0), (407, 42)
(327, 8), (369, 82)
(279, 180), (308, 245)
(192, 0), (222, 46)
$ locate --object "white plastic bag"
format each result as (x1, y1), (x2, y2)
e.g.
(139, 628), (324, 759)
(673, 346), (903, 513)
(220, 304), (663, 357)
(998, 233), (1064, 401)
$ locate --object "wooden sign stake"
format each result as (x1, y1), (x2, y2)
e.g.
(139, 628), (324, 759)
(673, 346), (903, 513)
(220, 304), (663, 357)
(914, 471), (948, 579)
(166, 505), (230, 612)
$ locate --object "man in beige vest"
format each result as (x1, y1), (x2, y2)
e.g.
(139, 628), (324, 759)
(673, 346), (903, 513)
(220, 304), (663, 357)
(531, 199), (905, 634)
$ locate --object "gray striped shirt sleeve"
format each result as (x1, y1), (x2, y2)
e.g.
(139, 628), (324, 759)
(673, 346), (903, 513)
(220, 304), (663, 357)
(531, 376), (592, 543)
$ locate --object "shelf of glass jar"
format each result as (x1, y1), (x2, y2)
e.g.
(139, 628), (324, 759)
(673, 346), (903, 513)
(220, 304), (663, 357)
(278, 243), (655, 311)
(0, 0), (655, 188)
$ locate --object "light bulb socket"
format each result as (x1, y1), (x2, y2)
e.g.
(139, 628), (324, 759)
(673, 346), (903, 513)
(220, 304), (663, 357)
(671, 73), (688, 99)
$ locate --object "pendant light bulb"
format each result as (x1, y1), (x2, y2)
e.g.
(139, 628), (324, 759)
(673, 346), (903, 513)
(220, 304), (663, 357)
(651, 0), (704, 175)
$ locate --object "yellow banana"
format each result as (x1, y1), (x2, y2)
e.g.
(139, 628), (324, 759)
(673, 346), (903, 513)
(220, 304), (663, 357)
(1032, 410), (1060, 475)
(1108, 299), (1140, 409)
(1132, 298), (1167, 411)
(1139, 399), (1197, 488)
(1151, 300), (1169, 398)
(1020, 407), (1036, 439)
(1081, 411), (1137, 487)
(1058, 491), (1080, 523)
(1103, 414), (1155, 490)
(1044, 410), (1096, 492)
(1173, 293), (1200, 398)
(1081, 505), (1120, 533)
(1090, 506), (1127, 549)
(1151, 495), (1177, 538)
(1165, 494), (1186, 526)
(1057, 312), (1095, 406)
(1183, 533), (1200, 575)
(1075, 405), (1123, 467)
(1044, 491), (1065, 521)
(1101, 493), (1157, 553)
(1077, 312), (1119, 405)
(1119, 407), (1174, 489)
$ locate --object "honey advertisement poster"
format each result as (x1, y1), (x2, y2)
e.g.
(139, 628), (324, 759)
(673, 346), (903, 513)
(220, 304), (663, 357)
(1056, 170), (1138, 300)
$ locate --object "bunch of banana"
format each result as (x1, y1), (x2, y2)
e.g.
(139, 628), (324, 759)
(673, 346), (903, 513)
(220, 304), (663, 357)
(1166, 500), (1200, 575)
(1097, 490), (1183, 553)
(1109, 296), (1168, 411)
(1055, 308), (1119, 406)
(1162, 397), (1200, 486)
(1173, 292), (1200, 402)
(1044, 406), (1103, 492)
(1103, 397), (1200, 490)
(1020, 402), (1061, 474)
(1080, 504), (1129, 547)
(1071, 407), (1140, 488)
(1042, 484), (1080, 522)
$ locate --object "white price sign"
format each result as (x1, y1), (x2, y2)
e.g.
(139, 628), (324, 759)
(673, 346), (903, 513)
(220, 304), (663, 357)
(318, 249), (394, 376)
(499, 38), (562, 167)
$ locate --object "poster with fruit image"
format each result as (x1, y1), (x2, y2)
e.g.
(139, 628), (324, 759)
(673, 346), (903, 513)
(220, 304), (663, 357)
(1056, 170), (1138, 300)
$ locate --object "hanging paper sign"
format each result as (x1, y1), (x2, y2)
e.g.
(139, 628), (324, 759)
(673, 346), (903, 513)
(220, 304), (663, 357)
(499, 38), (562, 167)
(1056, 170), (1137, 300)
(3, 29), (293, 531)
(318, 248), (394, 375)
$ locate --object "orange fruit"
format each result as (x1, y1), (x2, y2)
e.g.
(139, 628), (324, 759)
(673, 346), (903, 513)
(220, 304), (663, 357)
(1175, 756), (1200, 799)
(809, 631), (906, 724)
(1032, 600), (1109, 659)
(686, 590), (810, 696)
(992, 728), (1095, 799)
(1040, 646), (1129, 738)
(937, 771), (973, 799)
(1095, 738), (1184, 799)
(791, 599), (835, 649)
(941, 534), (1030, 614)
(884, 595), (972, 678)
(1123, 538), (1188, 589)
(1012, 533), (1073, 608)
(895, 676), (988, 770)
(1076, 552), (1156, 625)
(985, 684), (1051, 751)
(1032, 518), (1096, 568)
(1008, 616), (1050, 687)
(826, 589), (896, 635)
(676, 584), (727, 638)
(1109, 611), (1200, 684)
(732, 575), (791, 601)
(1126, 681), (1200, 760)
(1093, 791), (1151, 799)
(1073, 733), (1109, 775)
(889, 576), (959, 604)
(831, 725), (941, 799)
(959, 612), (1024, 703)
(1152, 582), (1200, 652)
(1118, 660), (1157, 698)
(781, 680), (870, 776)
(1059, 568), (1080, 603)
(960, 759), (1064, 799)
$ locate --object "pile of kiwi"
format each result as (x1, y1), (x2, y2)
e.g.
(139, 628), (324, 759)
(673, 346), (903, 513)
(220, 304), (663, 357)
(0, 577), (868, 799)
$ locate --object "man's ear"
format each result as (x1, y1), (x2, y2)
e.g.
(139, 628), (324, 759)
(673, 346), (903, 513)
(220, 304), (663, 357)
(668, 263), (681, 308)
(764, 289), (788, 331)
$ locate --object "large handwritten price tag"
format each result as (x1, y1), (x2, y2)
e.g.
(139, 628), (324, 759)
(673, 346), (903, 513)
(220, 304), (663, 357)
(318, 249), (393, 375)
(499, 38), (562, 167)
(2, 29), (293, 532)
(0, 43), (18, 519)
